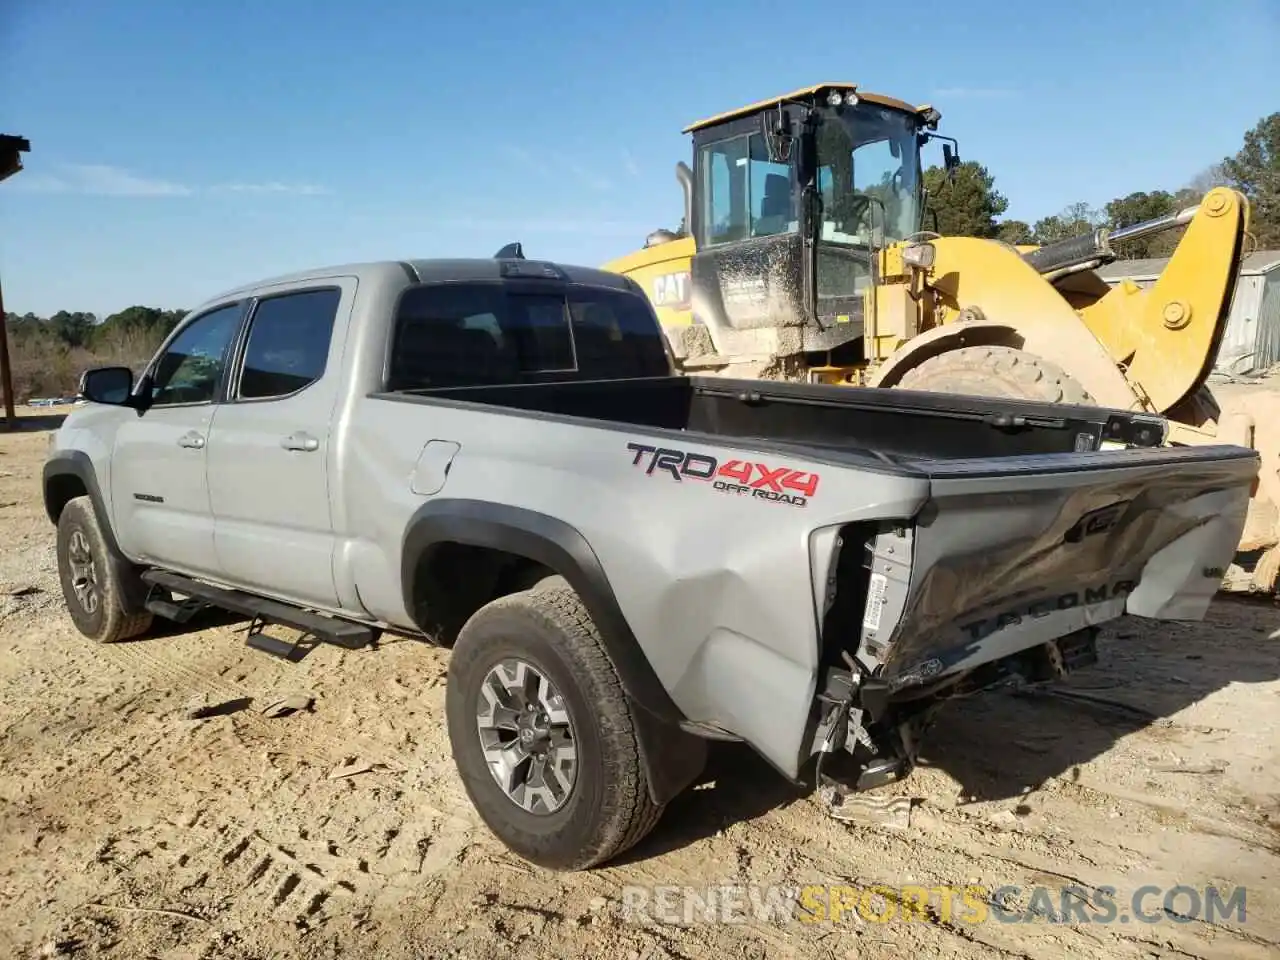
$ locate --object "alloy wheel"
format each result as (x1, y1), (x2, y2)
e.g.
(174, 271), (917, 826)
(476, 658), (578, 814)
(67, 529), (100, 615)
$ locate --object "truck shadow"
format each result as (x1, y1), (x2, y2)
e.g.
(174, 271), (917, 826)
(913, 600), (1280, 801)
(138, 606), (248, 638)
(622, 599), (1280, 860)
(614, 741), (807, 865)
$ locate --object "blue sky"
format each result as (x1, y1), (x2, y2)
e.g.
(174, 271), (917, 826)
(2, 0), (1277, 317)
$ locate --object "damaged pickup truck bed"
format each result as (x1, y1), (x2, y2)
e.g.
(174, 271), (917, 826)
(43, 253), (1257, 870)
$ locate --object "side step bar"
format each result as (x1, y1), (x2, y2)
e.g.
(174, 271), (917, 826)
(141, 569), (375, 661)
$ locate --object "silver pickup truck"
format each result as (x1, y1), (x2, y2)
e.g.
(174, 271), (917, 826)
(43, 251), (1257, 871)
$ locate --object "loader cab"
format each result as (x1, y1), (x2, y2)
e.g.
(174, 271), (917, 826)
(680, 83), (939, 361)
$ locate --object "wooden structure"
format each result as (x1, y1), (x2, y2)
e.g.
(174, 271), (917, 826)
(0, 134), (31, 428)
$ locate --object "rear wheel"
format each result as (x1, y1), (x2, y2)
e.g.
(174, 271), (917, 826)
(894, 345), (1095, 405)
(445, 577), (663, 870)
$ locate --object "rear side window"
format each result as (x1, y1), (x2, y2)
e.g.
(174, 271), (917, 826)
(237, 288), (341, 399)
(388, 283), (669, 390)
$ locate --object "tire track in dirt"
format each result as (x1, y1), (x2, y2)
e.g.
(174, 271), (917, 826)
(88, 622), (440, 775)
(32, 617), (497, 944)
(159, 817), (374, 924)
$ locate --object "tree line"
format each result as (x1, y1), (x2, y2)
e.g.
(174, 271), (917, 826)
(2, 306), (187, 401)
(924, 111), (1279, 257)
(5, 305), (187, 350)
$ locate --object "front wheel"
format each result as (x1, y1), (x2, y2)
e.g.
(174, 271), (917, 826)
(445, 577), (663, 870)
(55, 496), (153, 643)
(894, 345), (1095, 405)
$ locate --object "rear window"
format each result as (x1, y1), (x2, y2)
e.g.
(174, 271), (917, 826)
(387, 282), (670, 390)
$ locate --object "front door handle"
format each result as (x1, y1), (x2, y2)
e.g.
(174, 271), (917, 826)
(281, 431), (320, 452)
(177, 431), (205, 449)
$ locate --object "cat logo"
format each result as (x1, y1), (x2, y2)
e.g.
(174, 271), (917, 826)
(652, 271), (691, 309)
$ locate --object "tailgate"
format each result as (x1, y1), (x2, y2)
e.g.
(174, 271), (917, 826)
(859, 444), (1259, 690)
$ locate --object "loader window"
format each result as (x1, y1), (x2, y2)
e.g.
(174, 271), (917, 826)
(814, 103), (922, 307)
(698, 133), (796, 247)
(815, 104), (921, 247)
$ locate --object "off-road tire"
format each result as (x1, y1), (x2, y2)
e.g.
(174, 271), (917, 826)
(446, 577), (663, 870)
(895, 345), (1095, 405)
(55, 495), (153, 643)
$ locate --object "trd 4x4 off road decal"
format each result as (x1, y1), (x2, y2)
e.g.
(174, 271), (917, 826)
(625, 442), (819, 507)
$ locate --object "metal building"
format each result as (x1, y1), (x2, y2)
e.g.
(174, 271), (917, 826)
(1095, 251), (1280, 376)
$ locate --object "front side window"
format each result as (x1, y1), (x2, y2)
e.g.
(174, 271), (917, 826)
(389, 283), (668, 390)
(698, 133), (796, 246)
(149, 303), (242, 406)
(237, 288), (341, 400)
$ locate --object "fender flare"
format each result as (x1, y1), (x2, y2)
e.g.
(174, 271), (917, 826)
(869, 322), (1022, 388)
(868, 318), (1137, 410)
(400, 498), (707, 805)
(42, 450), (150, 614)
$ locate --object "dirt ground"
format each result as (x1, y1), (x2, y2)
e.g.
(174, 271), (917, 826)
(1, 410), (1278, 960)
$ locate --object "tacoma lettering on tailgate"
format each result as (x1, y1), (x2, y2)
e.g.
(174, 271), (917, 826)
(625, 442), (819, 507)
(958, 578), (1138, 642)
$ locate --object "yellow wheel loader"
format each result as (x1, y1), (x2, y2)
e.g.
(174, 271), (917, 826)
(601, 82), (1275, 592)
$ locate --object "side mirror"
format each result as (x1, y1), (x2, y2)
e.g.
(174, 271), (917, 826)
(943, 143), (961, 177)
(79, 366), (135, 406)
(763, 108), (793, 164)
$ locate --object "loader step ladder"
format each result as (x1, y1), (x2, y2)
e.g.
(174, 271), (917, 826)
(140, 569), (375, 662)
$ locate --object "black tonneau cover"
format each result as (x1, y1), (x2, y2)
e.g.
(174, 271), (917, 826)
(381, 374), (1169, 463)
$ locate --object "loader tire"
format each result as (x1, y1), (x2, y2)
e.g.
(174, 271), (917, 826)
(55, 495), (153, 644)
(445, 576), (663, 871)
(895, 345), (1095, 405)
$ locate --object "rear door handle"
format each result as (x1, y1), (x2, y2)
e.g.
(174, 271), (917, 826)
(177, 431), (205, 449)
(281, 431), (320, 452)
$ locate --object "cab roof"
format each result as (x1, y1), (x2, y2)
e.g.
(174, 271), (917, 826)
(683, 82), (930, 134)
(192, 257), (637, 314)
